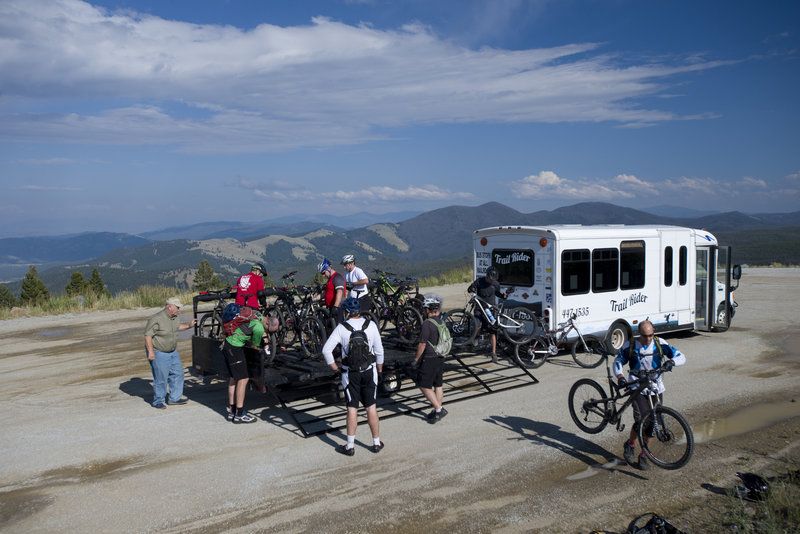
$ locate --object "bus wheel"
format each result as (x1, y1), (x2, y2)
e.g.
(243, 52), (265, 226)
(606, 322), (629, 352)
(713, 303), (730, 332)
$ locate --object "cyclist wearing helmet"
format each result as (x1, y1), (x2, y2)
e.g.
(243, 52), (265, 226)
(235, 262), (266, 310)
(413, 294), (448, 423)
(467, 266), (509, 363)
(317, 258), (346, 324)
(341, 254), (371, 312)
(322, 297), (385, 455)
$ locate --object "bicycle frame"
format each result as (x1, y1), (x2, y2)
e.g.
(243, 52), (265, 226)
(530, 314), (589, 356)
(596, 363), (663, 432)
(468, 295), (525, 335)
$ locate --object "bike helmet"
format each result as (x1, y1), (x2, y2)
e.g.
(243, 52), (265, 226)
(341, 254), (355, 264)
(342, 297), (361, 315)
(422, 293), (442, 310)
(252, 262), (266, 274)
(486, 266), (499, 281)
(317, 258), (331, 273)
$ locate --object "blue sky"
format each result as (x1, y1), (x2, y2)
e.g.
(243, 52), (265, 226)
(1, 0), (798, 237)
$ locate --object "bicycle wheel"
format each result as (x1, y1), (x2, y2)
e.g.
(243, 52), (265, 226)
(394, 305), (423, 345)
(639, 405), (694, 470)
(298, 316), (326, 358)
(568, 378), (610, 434)
(198, 311), (222, 339)
(444, 309), (478, 348)
(499, 314), (531, 345)
(265, 306), (291, 348)
(513, 336), (549, 368)
(571, 335), (607, 368)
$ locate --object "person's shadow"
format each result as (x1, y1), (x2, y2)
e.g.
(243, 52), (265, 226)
(485, 415), (646, 479)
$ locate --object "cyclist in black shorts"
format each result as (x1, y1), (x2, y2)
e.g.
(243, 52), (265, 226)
(322, 297), (385, 455)
(467, 266), (508, 363)
(413, 294), (448, 424)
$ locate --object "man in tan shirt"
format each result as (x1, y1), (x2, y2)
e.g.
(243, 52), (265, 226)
(144, 297), (197, 409)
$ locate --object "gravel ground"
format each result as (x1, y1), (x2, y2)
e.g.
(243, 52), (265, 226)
(1, 268), (798, 533)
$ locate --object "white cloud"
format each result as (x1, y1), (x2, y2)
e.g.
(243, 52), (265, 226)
(0, 0), (732, 154)
(238, 178), (473, 203)
(321, 184), (473, 201)
(509, 171), (637, 200)
(509, 171), (785, 204)
(17, 185), (82, 192)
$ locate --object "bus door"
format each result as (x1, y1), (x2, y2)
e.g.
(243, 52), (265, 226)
(711, 246), (732, 330)
(659, 233), (681, 321)
(695, 248), (710, 330)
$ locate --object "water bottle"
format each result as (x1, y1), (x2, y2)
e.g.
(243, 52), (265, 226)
(485, 307), (495, 323)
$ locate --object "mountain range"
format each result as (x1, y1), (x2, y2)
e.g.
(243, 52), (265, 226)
(2, 202), (798, 295)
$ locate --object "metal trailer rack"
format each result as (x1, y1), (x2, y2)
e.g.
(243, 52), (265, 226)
(190, 293), (539, 438)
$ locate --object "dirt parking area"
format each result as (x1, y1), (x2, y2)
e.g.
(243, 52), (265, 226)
(1, 269), (799, 533)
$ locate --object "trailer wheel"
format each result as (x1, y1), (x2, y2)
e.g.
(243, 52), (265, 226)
(606, 321), (629, 352)
(378, 370), (403, 398)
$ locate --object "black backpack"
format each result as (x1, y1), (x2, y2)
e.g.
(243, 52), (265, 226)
(342, 319), (375, 371)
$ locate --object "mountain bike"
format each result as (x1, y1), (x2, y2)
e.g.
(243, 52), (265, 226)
(567, 352), (694, 470)
(445, 293), (530, 349)
(369, 270), (423, 344)
(196, 288), (236, 339)
(513, 313), (606, 369)
(264, 280), (327, 358)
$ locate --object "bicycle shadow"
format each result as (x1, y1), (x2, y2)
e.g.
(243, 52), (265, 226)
(485, 414), (646, 479)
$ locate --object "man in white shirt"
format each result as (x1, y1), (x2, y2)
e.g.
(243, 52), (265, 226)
(322, 297), (385, 456)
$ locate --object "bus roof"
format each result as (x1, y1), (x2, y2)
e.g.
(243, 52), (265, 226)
(474, 224), (718, 244)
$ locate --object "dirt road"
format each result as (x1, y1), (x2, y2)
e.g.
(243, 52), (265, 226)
(1, 269), (799, 533)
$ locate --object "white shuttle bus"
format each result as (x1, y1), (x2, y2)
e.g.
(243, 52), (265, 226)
(473, 225), (741, 351)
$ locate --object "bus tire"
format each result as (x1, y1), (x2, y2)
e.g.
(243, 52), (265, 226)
(606, 321), (629, 352)
(712, 303), (730, 332)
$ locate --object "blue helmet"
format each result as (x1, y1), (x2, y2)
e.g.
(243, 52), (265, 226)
(317, 258), (331, 273)
(342, 297), (361, 315)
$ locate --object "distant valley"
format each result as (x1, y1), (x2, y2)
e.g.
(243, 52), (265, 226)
(2, 202), (798, 295)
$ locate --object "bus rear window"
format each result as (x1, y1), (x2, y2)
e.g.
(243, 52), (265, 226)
(491, 249), (534, 286)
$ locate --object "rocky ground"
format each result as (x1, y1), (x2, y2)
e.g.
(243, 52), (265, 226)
(1, 269), (798, 533)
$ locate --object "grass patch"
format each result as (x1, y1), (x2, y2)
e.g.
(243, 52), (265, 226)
(417, 265), (473, 287)
(0, 285), (196, 320)
(723, 467), (800, 533)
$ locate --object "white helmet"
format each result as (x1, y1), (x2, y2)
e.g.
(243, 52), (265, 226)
(422, 293), (443, 310)
(341, 254), (355, 264)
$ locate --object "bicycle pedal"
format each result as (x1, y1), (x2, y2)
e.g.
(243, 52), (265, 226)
(615, 422), (626, 432)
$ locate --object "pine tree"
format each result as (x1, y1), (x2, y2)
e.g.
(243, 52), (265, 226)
(0, 284), (16, 309)
(193, 260), (222, 292)
(88, 268), (110, 297)
(19, 266), (50, 306)
(65, 272), (90, 297)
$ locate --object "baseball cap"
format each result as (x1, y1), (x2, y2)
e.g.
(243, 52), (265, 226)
(166, 297), (184, 308)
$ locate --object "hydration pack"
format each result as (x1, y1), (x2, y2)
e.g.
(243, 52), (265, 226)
(426, 317), (452, 357)
(221, 303), (259, 337)
(342, 319), (375, 371)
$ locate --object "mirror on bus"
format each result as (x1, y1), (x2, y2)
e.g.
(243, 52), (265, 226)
(733, 264), (742, 280)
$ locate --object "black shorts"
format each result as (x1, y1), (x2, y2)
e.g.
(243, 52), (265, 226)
(223, 340), (250, 381)
(632, 392), (662, 432)
(342, 366), (377, 409)
(416, 356), (444, 389)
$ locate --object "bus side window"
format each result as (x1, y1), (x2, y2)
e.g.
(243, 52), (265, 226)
(592, 248), (618, 292)
(562, 249), (590, 295)
(664, 246), (673, 287)
(679, 246), (688, 286)
(620, 240), (645, 289)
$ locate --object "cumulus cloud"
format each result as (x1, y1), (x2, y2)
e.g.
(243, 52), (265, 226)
(0, 0), (732, 154)
(509, 171), (783, 203)
(237, 178), (472, 203)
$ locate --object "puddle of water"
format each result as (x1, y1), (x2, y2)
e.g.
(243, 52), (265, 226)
(567, 459), (620, 481)
(35, 328), (70, 337)
(695, 399), (800, 443)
